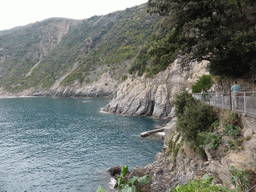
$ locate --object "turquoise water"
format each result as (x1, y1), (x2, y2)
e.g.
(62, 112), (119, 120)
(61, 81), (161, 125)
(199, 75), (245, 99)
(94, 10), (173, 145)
(0, 97), (163, 191)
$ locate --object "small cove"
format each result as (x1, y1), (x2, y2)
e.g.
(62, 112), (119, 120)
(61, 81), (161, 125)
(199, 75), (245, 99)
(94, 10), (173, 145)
(0, 97), (164, 191)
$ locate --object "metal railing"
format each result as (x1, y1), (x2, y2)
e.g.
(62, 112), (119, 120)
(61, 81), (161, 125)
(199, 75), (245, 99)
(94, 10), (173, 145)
(192, 92), (256, 117)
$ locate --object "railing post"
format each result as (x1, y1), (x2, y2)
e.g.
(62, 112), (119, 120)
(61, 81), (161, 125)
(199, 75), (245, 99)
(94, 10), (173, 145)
(231, 92), (233, 111)
(214, 93), (216, 107)
(222, 94), (224, 109)
(244, 92), (246, 114)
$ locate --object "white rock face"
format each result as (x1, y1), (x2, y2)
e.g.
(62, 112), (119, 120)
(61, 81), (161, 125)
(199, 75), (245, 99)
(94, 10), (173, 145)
(103, 59), (210, 118)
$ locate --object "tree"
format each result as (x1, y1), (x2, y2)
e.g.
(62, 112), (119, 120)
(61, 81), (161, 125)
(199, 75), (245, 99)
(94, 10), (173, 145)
(147, 0), (256, 78)
(192, 75), (213, 93)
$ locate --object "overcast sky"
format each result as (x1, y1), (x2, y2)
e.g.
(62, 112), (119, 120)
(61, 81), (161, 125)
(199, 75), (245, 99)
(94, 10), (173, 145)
(0, 0), (148, 31)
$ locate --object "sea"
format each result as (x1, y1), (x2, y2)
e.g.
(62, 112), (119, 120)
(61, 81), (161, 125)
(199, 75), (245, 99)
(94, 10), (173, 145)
(0, 97), (164, 192)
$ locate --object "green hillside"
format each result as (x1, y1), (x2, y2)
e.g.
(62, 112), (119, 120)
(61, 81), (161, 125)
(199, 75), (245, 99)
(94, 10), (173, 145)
(0, 4), (160, 92)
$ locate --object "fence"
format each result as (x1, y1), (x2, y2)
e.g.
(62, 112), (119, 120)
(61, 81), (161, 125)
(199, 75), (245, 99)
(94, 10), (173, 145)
(192, 92), (256, 117)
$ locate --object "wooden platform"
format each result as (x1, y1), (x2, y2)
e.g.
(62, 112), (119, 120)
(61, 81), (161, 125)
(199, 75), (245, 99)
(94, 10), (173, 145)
(140, 128), (165, 137)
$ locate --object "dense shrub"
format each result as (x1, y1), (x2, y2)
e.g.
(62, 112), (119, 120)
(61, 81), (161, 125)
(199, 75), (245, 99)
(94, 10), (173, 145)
(192, 75), (214, 93)
(173, 91), (197, 119)
(174, 91), (217, 150)
(121, 75), (128, 82)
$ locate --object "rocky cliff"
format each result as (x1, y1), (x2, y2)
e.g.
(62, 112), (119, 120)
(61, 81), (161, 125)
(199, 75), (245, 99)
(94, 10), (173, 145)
(103, 59), (210, 118)
(145, 113), (256, 191)
(109, 113), (256, 192)
(103, 58), (256, 191)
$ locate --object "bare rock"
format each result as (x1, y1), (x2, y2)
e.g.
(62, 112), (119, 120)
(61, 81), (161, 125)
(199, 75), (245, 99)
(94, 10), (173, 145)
(108, 165), (122, 177)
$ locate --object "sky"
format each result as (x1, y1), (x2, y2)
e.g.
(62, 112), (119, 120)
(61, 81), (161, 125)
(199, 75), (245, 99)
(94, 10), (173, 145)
(0, 0), (148, 31)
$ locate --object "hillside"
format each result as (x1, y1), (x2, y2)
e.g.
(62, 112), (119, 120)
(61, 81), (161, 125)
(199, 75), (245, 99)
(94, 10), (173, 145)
(0, 4), (160, 94)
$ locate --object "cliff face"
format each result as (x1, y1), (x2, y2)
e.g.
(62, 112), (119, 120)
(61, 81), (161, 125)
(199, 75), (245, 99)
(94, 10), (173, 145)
(117, 114), (256, 192)
(103, 58), (256, 191)
(150, 115), (256, 191)
(103, 59), (209, 118)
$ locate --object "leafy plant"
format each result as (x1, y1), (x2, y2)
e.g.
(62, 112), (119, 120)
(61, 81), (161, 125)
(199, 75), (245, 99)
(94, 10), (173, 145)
(97, 165), (152, 192)
(96, 186), (108, 192)
(230, 166), (252, 191)
(118, 166), (152, 192)
(212, 120), (219, 130)
(222, 111), (241, 137)
(173, 174), (231, 192)
(166, 133), (184, 164)
(224, 124), (241, 137)
(173, 91), (197, 119)
(222, 111), (239, 126)
(199, 132), (222, 150)
(226, 137), (244, 151)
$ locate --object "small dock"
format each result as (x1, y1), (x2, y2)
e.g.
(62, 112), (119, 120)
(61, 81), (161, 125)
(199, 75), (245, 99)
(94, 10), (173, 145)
(140, 128), (165, 137)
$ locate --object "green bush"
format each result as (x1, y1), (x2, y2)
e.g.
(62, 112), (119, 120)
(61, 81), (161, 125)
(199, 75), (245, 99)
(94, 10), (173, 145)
(117, 165), (152, 192)
(222, 111), (239, 126)
(173, 174), (231, 192)
(192, 75), (214, 93)
(222, 111), (241, 137)
(121, 74), (128, 82)
(199, 132), (222, 150)
(97, 165), (152, 192)
(224, 124), (241, 137)
(211, 120), (219, 130)
(174, 91), (217, 149)
(173, 91), (197, 119)
(230, 166), (252, 191)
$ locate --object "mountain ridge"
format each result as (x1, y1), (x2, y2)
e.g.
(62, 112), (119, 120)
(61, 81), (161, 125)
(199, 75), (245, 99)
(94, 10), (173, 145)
(0, 4), (160, 94)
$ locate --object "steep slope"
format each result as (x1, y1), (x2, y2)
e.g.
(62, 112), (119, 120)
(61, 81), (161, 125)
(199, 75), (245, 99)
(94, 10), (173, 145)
(0, 4), (160, 95)
(0, 18), (76, 92)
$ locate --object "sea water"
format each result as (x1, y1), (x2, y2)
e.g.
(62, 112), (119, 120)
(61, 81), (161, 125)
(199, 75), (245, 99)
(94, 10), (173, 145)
(0, 97), (163, 191)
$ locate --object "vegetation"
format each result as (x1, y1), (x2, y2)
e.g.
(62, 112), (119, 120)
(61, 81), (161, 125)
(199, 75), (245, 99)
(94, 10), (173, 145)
(174, 91), (217, 154)
(173, 174), (231, 192)
(166, 133), (184, 164)
(146, 0), (256, 79)
(0, 5), (161, 92)
(199, 131), (222, 150)
(192, 75), (214, 93)
(230, 166), (252, 192)
(121, 75), (128, 82)
(174, 91), (246, 155)
(97, 165), (152, 192)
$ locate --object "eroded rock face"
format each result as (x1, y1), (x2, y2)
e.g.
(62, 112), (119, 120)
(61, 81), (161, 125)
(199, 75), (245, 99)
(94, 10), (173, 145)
(103, 59), (209, 118)
(103, 78), (172, 118)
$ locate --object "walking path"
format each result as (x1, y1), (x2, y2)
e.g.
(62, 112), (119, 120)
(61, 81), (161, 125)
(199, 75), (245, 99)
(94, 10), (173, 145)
(192, 92), (256, 118)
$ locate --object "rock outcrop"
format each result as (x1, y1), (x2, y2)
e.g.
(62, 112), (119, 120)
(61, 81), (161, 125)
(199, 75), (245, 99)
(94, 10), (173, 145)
(109, 113), (256, 192)
(31, 71), (118, 98)
(148, 114), (256, 191)
(103, 78), (172, 118)
(103, 59), (210, 118)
